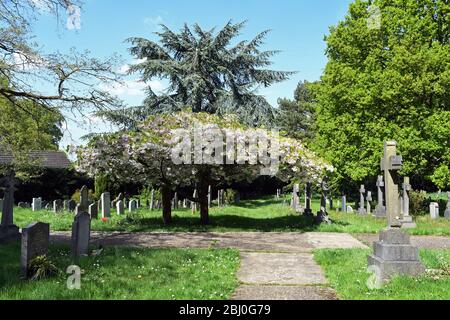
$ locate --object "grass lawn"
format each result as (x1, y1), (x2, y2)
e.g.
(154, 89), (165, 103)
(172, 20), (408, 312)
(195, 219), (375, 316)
(13, 197), (450, 235)
(314, 248), (450, 300)
(0, 243), (240, 300)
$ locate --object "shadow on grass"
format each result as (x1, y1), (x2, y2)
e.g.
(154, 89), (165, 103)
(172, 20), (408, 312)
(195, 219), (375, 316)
(119, 214), (321, 232)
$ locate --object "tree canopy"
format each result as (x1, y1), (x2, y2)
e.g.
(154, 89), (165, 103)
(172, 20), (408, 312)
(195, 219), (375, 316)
(100, 21), (294, 128)
(312, 0), (450, 190)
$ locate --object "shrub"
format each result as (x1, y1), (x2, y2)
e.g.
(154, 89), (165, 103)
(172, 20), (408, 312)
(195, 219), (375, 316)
(224, 189), (240, 205)
(28, 255), (59, 281)
(409, 190), (428, 216)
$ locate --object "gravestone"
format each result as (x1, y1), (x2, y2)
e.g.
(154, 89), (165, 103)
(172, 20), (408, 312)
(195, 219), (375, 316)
(150, 189), (154, 210)
(0, 171), (20, 243)
(374, 175), (386, 218)
(89, 202), (98, 219)
(430, 202), (440, 220)
(67, 200), (77, 212)
(401, 177), (416, 228)
(32, 198), (42, 212)
(53, 200), (63, 213)
(303, 182), (313, 216)
(315, 177), (331, 224)
(358, 185), (366, 215)
(208, 186), (212, 208)
(79, 185), (89, 212)
(71, 212), (91, 258)
(63, 200), (69, 211)
(21, 222), (50, 278)
(117, 200), (124, 215)
(445, 192), (450, 220)
(101, 192), (111, 218)
(128, 199), (137, 213)
(45, 203), (51, 210)
(368, 141), (424, 283)
(18, 202), (30, 208)
(347, 206), (354, 213)
(341, 195), (347, 213)
(366, 191), (372, 215)
(75, 204), (82, 216)
(292, 184), (300, 211)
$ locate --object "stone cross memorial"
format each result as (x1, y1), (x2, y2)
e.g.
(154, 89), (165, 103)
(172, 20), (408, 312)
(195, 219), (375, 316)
(401, 177), (416, 228)
(366, 191), (372, 215)
(374, 175), (386, 217)
(71, 212), (91, 258)
(358, 185), (366, 215)
(368, 141), (424, 283)
(0, 172), (20, 243)
(304, 182), (313, 216)
(21, 222), (50, 278)
(101, 192), (111, 218)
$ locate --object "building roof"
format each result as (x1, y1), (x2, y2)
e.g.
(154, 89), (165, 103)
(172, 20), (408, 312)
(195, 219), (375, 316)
(0, 151), (71, 169)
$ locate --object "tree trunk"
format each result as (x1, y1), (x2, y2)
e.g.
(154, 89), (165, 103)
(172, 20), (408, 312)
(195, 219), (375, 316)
(161, 186), (173, 225)
(199, 181), (209, 225)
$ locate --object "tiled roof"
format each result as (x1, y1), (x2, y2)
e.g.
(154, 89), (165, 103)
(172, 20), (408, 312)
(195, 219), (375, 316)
(0, 151), (71, 169)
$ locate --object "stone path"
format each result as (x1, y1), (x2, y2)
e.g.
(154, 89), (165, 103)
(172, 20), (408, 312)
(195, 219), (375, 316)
(355, 234), (450, 249)
(51, 231), (367, 300)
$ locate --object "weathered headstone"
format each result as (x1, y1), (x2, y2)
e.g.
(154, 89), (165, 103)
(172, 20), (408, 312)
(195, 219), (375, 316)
(0, 171), (20, 243)
(79, 186), (89, 212)
(71, 212), (91, 258)
(67, 200), (77, 212)
(358, 185), (366, 215)
(89, 202), (98, 219)
(430, 202), (440, 220)
(292, 184), (300, 211)
(366, 191), (372, 215)
(347, 205), (354, 213)
(53, 200), (63, 213)
(374, 175), (386, 218)
(128, 199), (138, 213)
(368, 141), (424, 283)
(117, 200), (125, 215)
(32, 198), (42, 212)
(100, 192), (111, 218)
(303, 182), (313, 216)
(401, 177), (415, 228)
(445, 192), (450, 220)
(315, 177), (331, 224)
(21, 222), (50, 278)
(342, 195), (347, 213)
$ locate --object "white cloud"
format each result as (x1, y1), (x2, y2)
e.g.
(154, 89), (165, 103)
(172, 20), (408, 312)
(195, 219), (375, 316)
(99, 79), (164, 97)
(144, 15), (164, 30)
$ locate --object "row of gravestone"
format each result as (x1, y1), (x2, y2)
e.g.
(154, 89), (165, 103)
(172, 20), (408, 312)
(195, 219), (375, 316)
(20, 212), (91, 279)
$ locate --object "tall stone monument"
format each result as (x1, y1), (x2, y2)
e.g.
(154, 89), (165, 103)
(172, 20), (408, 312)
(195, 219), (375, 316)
(101, 192), (111, 218)
(366, 191), (372, 215)
(0, 171), (20, 243)
(358, 185), (366, 215)
(303, 182), (313, 216)
(341, 195), (347, 213)
(315, 177), (331, 224)
(368, 141), (424, 283)
(374, 175), (386, 217)
(401, 177), (416, 228)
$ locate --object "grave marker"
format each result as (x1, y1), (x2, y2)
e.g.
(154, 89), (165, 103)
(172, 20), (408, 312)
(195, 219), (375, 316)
(117, 200), (124, 215)
(32, 198), (42, 212)
(101, 192), (111, 218)
(358, 185), (366, 215)
(430, 202), (440, 220)
(374, 175), (386, 217)
(71, 212), (91, 258)
(89, 202), (98, 219)
(21, 222), (49, 278)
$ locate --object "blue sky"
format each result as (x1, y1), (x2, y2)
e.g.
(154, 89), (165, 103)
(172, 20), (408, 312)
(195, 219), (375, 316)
(31, 0), (353, 148)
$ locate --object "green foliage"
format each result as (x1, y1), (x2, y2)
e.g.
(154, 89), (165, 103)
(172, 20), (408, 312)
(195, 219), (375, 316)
(94, 173), (109, 199)
(100, 21), (294, 128)
(409, 190), (429, 216)
(223, 189), (239, 205)
(277, 80), (317, 143)
(27, 255), (59, 281)
(312, 0), (450, 190)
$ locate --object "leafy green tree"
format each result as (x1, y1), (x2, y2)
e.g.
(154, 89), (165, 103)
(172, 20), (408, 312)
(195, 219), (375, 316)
(277, 80), (317, 143)
(312, 0), (450, 190)
(101, 21), (293, 128)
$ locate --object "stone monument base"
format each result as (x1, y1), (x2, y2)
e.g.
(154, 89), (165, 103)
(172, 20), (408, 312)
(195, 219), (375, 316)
(0, 225), (20, 244)
(374, 207), (386, 219)
(401, 216), (417, 229)
(368, 228), (424, 283)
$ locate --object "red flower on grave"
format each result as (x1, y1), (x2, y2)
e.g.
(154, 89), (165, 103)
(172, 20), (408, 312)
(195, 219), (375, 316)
(101, 218), (109, 222)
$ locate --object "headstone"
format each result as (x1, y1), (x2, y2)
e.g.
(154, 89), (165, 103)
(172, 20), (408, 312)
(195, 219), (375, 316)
(45, 203), (51, 210)
(342, 195), (347, 213)
(53, 200), (63, 213)
(430, 202), (440, 220)
(63, 200), (69, 211)
(374, 175), (386, 218)
(20, 222), (50, 278)
(117, 200), (124, 215)
(128, 199), (137, 213)
(32, 198), (42, 212)
(100, 192), (111, 218)
(18, 202), (30, 208)
(89, 202), (98, 219)
(292, 184), (300, 212)
(368, 141), (424, 283)
(71, 212), (91, 258)
(347, 206), (354, 213)
(79, 185), (89, 212)
(0, 171), (20, 243)
(358, 185), (366, 215)
(401, 177), (415, 228)
(192, 189), (198, 213)
(315, 177), (331, 224)
(366, 191), (372, 215)
(208, 186), (212, 208)
(150, 189), (154, 210)
(303, 182), (313, 216)
(445, 192), (450, 220)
